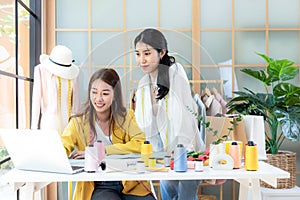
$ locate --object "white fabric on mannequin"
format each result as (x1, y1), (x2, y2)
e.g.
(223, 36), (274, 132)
(31, 46), (80, 134)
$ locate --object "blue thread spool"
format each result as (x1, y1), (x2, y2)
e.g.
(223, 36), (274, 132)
(174, 144), (187, 172)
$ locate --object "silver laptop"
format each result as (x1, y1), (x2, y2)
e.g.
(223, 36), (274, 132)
(0, 129), (84, 174)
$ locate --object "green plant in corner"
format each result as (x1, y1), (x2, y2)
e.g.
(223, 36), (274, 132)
(226, 53), (300, 154)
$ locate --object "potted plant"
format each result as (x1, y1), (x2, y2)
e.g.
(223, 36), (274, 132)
(226, 52), (300, 188)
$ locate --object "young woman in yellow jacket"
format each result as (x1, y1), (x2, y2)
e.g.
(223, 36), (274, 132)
(61, 68), (155, 200)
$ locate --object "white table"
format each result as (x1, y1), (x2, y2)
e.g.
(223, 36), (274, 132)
(0, 161), (289, 200)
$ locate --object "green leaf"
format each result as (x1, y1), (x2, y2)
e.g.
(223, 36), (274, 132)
(240, 69), (269, 85)
(273, 83), (300, 105)
(275, 106), (300, 142)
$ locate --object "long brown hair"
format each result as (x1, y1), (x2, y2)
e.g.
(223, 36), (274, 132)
(73, 68), (127, 142)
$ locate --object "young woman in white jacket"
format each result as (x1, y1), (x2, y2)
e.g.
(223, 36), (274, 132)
(134, 28), (205, 200)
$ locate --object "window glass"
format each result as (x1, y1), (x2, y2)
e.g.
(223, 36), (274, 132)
(200, 0), (232, 28)
(56, 32), (89, 66)
(126, 0), (158, 29)
(160, 0), (192, 29)
(91, 32), (124, 66)
(200, 31), (232, 65)
(269, 0), (299, 28)
(56, 0), (88, 28)
(235, 31), (266, 64)
(235, 0), (265, 28)
(18, 1), (30, 129)
(269, 31), (299, 62)
(91, 0), (123, 29)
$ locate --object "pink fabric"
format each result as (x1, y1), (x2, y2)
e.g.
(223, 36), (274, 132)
(201, 95), (222, 116)
(214, 93), (228, 114)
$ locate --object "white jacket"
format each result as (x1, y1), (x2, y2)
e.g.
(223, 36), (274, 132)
(135, 63), (205, 153)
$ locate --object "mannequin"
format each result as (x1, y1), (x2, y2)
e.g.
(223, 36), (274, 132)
(31, 45), (80, 200)
(0, 45), (26, 129)
(31, 45), (80, 134)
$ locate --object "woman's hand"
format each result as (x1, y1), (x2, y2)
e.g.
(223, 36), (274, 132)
(69, 151), (85, 159)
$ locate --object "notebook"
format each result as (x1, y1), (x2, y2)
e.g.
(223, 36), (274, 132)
(0, 129), (84, 174)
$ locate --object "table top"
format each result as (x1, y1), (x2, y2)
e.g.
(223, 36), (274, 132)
(0, 160), (289, 183)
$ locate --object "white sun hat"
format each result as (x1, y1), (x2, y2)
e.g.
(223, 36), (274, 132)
(40, 45), (79, 79)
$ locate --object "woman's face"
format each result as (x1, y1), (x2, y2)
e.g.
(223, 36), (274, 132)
(135, 41), (165, 76)
(90, 79), (114, 115)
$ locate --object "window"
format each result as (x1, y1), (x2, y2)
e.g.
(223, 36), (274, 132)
(0, 0), (41, 170)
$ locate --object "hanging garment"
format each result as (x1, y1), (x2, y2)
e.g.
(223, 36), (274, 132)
(201, 94), (222, 116)
(194, 93), (206, 144)
(31, 64), (80, 134)
(213, 93), (228, 114)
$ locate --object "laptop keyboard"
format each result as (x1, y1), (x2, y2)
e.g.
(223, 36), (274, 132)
(71, 166), (83, 170)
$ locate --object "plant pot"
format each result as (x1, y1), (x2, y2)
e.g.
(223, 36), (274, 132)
(260, 150), (296, 189)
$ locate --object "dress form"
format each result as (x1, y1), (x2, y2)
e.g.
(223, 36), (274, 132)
(31, 46), (80, 134)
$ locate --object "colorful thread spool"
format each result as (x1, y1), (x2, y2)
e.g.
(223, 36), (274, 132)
(148, 157), (156, 168)
(244, 141), (258, 171)
(174, 144), (187, 172)
(164, 156), (171, 167)
(84, 145), (98, 172)
(229, 141), (241, 169)
(225, 141), (243, 157)
(141, 141), (153, 167)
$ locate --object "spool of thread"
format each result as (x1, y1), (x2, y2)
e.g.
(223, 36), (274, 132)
(170, 158), (174, 170)
(148, 157), (156, 168)
(229, 141), (241, 169)
(174, 144), (187, 172)
(195, 160), (204, 172)
(164, 156), (171, 167)
(94, 140), (105, 165)
(141, 141), (153, 167)
(225, 141), (243, 157)
(244, 141), (258, 171)
(136, 161), (145, 173)
(84, 145), (98, 172)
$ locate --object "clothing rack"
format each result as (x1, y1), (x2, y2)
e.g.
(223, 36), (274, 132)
(189, 79), (224, 97)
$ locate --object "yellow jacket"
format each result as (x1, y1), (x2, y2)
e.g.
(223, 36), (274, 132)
(61, 109), (152, 200)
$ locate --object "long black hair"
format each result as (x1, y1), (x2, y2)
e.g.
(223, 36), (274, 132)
(134, 28), (175, 99)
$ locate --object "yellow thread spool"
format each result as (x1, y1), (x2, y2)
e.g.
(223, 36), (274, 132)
(148, 157), (156, 168)
(244, 141), (258, 171)
(141, 141), (153, 167)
